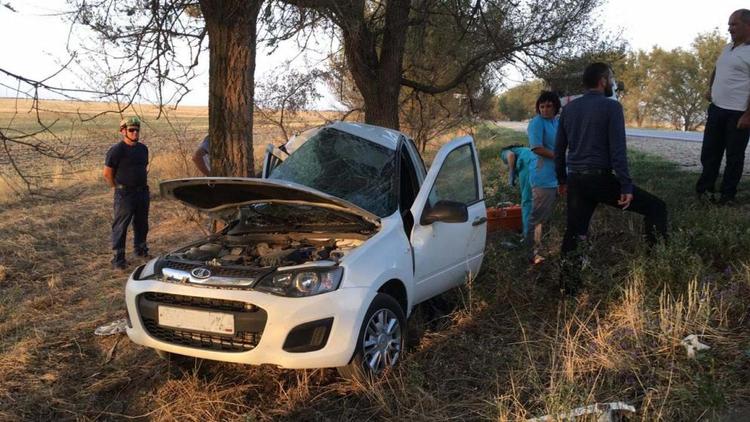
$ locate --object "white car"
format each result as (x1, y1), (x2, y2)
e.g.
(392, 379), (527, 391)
(124, 121), (487, 376)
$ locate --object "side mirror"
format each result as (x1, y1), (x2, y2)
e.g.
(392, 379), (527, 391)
(420, 200), (468, 225)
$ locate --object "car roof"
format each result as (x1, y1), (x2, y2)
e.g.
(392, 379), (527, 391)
(328, 121), (405, 151)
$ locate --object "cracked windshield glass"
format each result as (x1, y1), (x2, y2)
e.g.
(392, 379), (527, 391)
(269, 128), (397, 217)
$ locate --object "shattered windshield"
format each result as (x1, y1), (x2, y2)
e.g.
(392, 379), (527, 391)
(268, 128), (397, 217)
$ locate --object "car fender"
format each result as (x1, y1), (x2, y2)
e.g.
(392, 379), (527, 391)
(338, 213), (415, 314)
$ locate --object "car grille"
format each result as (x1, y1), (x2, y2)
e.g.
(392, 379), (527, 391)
(158, 260), (272, 280)
(138, 293), (267, 352)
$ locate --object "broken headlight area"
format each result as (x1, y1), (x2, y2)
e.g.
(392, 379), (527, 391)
(255, 266), (343, 297)
(133, 258), (160, 280)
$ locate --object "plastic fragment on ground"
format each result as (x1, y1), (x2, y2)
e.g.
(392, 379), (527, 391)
(94, 318), (128, 336)
(681, 334), (710, 359)
(526, 401), (636, 422)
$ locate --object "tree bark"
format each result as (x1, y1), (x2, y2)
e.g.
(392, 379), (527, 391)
(339, 0), (410, 130)
(200, 0), (263, 177)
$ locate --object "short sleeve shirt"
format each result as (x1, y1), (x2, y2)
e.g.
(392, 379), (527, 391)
(199, 136), (210, 171)
(712, 43), (750, 111)
(105, 141), (148, 187)
(527, 115), (559, 188)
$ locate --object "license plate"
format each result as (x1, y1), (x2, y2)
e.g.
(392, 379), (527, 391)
(158, 306), (235, 335)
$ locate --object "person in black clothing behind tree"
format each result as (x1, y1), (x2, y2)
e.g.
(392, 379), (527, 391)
(103, 117), (150, 270)
(555, 62), (668, 293)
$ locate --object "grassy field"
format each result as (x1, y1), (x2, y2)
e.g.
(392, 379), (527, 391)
(0, 98), (335, 199)
(1, 110), (749, 420)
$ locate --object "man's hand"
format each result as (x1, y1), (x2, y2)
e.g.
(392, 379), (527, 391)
(557, 184), (567, 196)
(618, 193), (633, 209)
(738, 112), (750, 129)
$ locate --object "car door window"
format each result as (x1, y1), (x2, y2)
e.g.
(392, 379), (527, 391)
(427, 144), (478, 207)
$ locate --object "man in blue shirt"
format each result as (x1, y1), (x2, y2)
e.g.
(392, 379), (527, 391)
(555, 62), (668, 293)
(103, 117), (150, 270)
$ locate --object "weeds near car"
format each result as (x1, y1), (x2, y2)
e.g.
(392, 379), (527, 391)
(1, 121), (749, 420)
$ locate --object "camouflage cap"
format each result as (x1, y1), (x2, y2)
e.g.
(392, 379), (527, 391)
(119, 116), (141, 129)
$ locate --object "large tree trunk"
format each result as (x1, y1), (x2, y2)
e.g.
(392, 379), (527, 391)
(341, 0), (410, 130)
(200, 0), (263, 177)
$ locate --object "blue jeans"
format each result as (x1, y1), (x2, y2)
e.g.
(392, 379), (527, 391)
(696, 103), (750, 199)
(112, 187), (149, 260)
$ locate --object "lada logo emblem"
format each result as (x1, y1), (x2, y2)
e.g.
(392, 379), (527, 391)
(191, 267), (212, 279)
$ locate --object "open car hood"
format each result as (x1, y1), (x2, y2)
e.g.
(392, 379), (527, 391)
(160, 177), (380, 230)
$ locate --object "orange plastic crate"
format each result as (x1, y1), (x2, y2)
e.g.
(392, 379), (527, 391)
(486, 205), (522, 233)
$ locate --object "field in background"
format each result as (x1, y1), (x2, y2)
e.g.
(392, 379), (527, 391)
(0, 98), (338, 200)
(1, 104), (749, 420)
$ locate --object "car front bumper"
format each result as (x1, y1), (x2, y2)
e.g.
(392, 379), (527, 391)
(125, 276), (373, 369)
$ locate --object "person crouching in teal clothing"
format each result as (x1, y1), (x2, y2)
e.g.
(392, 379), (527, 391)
(500, 145), (536, 239)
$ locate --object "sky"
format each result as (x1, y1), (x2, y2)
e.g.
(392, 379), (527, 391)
(0, 0), (747, 107)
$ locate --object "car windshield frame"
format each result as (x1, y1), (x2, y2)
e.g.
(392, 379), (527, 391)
(268, 127), (398, 217)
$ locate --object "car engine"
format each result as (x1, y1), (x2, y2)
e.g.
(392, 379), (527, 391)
(165, 233), (364, 269)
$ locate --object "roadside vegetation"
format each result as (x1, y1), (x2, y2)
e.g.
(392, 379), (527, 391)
(498, 30), (726, 132)
(1, 115), (749, 420)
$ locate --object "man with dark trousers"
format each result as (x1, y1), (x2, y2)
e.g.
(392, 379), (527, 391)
(695, 9), (750, 205)
(555, 62), (668, 293)
(103, 117), (150, 270)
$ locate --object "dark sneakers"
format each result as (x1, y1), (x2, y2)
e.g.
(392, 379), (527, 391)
(112, 250), (128, 270)
(134, 249), (152, 259)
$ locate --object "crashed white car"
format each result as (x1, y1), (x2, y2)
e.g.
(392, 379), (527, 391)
(124, 121), (486, 376)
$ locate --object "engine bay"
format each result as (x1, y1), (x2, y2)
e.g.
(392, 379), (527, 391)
(166, 232), (365, 269)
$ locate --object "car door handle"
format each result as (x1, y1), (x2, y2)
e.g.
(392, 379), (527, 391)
(472, 217), (487, 226)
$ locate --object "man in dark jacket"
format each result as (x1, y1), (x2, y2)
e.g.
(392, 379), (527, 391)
(103, 117), (150, 270)
(555, 62), (668, 293)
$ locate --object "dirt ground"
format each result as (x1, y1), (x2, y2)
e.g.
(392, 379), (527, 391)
(2, 123), (750, 421)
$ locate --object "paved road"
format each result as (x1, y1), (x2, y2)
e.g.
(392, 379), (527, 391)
(493, 121), (703, 142)
(626, 128), (703, 143)
(492, 121), (750, 176)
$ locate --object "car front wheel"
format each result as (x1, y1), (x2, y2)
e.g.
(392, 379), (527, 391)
(338, 293), (406, 380)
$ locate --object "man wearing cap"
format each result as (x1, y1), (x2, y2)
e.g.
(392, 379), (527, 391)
(103, 117), (150, 270)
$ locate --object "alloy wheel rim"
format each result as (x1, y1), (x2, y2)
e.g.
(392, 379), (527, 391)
(362, 308), (402, 373)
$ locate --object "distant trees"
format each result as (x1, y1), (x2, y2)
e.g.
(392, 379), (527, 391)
(616, 30), (725, 131)
(497, 80), (544, 121)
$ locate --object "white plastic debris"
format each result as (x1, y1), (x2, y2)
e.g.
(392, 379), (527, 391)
(94, 318), (128, 336)
(526, 402), (636, 422)
(681, 334), (710, 359)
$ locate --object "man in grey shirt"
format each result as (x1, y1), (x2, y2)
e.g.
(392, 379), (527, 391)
(555, 62), (668, 294)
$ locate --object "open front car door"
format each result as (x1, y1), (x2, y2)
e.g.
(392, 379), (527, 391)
(409, 136), (487, 303)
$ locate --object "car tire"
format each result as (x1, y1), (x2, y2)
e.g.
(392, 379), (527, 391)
(337, 293), (406, 381)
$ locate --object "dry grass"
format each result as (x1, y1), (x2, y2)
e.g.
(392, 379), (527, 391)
(1, 119), (749, 420)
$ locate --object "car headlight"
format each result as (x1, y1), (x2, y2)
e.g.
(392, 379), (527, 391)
(255, 267), (343, 297)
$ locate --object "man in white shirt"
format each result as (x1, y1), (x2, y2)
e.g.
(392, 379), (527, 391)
(696, 9), (750, 205)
